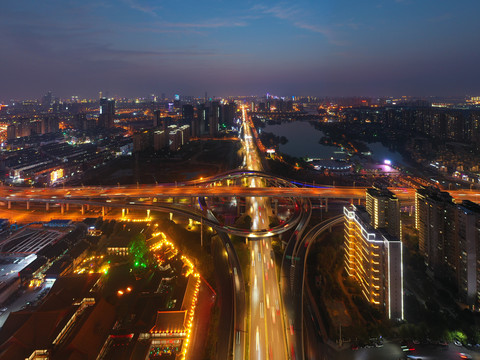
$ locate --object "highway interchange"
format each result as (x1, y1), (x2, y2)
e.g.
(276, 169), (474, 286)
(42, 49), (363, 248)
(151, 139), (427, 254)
(2, 107), (480, 359)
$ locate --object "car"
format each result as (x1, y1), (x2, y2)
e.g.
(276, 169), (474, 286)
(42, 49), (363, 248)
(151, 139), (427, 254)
(454, 340), (463, 346)
(351, 344), (359, 351)
(459, 353), (472, 360)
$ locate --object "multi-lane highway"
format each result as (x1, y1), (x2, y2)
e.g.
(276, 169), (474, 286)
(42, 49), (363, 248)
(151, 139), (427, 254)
(1, 180), (479, 203)
(3, 107), (480, 360)
(243, 107), (287, 360)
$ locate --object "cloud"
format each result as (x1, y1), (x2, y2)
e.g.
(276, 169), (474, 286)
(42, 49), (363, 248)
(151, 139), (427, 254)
(293, 22), (330, 37)
(122, 0), (160, 17)
(134, 19), (247, 36)
(252, 3), (342, 44)
(158, 20), (247, 29)
(97, 46), (218, 58)
(252, 3), (301, 20)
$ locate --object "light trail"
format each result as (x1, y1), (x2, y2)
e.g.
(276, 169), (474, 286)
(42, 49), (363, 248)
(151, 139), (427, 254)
(242, 106), (287, 360)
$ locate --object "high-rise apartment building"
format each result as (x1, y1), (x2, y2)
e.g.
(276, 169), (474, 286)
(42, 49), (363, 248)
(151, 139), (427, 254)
(416, 188), (480, 307)
(344, 205), (403, 319)
(415, 187), (456, 274)
(456, 200), (480, 306)
(182, 105), (194, 122)
(365, 187), (401, 239)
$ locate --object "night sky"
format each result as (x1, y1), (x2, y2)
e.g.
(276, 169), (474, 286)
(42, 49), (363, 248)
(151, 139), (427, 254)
(1, 0), (480, 99)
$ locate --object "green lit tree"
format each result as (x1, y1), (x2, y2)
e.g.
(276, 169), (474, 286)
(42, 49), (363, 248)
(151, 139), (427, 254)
(129, 234), (150, 270)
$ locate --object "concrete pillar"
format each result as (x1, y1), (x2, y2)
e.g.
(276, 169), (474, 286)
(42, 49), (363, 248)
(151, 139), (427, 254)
(46, 203), (49, 211)
(200, 217), (203, 248)
(81, 205), (85, 215)
(102, 207), (105, 217)
(61, 204), (64, 214)
(169, 212), (173, 221)
(26, 201), (30, 210)
(66, 203), (69, 211)
(86, 204), (90, 211)
(147, 209), (150, 219)
(126, 208), (129, 215)
(325, 198), (328, 212)
(7, 201), (11, 209)
(274, 199), (278, 215)
(122, 208), (125, 218)
(358, 198), (361, 205)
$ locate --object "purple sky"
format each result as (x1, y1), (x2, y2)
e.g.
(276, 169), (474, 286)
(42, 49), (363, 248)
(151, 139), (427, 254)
(1, 0), (480, 100)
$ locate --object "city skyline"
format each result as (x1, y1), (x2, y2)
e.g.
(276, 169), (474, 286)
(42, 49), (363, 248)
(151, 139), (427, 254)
(1, 0), (480, 99)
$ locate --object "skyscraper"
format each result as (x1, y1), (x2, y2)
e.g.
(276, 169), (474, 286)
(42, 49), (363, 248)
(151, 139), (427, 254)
(42, 91), (52, 109)
(209, 101), (220, 136)
(98, 98), (115, 128)
(221, 102), (236, 129)
(153, 110), (161, 128)
(365, 187), (401, 239)
(196, 103), (209, 135)
(182, 105), (194, 122)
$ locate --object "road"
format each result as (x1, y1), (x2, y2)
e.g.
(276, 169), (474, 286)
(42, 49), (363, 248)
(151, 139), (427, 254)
(1, 175), (479, 205)
(243, 107), (287, 360)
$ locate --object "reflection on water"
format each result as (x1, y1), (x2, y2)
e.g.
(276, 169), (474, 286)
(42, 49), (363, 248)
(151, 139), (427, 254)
(367, 142), (406, 165)
(262, 121), (406, 165)
(262, 121), (341, 159)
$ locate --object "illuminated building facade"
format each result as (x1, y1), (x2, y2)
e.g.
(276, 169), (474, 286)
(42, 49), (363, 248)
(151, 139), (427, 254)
(344, 205), (403, 320)
(366, 187), (401, 239)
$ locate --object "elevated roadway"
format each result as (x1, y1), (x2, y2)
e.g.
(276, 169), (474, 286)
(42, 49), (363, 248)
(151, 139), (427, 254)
(1, 180), (479, 203)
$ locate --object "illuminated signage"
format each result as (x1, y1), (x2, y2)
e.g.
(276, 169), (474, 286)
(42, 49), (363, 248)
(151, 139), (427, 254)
(50, 169), (64, 183)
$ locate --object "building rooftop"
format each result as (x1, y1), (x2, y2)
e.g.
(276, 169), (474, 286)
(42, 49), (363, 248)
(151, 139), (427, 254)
(459, 200), (480, 214)
(345, 205), (400, 242)
(150, 310), (187, 334)
(366, 186), (397, 200)
(417, 186), (454, 204)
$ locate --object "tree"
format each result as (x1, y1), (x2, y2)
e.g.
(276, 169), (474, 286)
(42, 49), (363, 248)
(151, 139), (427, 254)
(129, 233), (150, 270)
